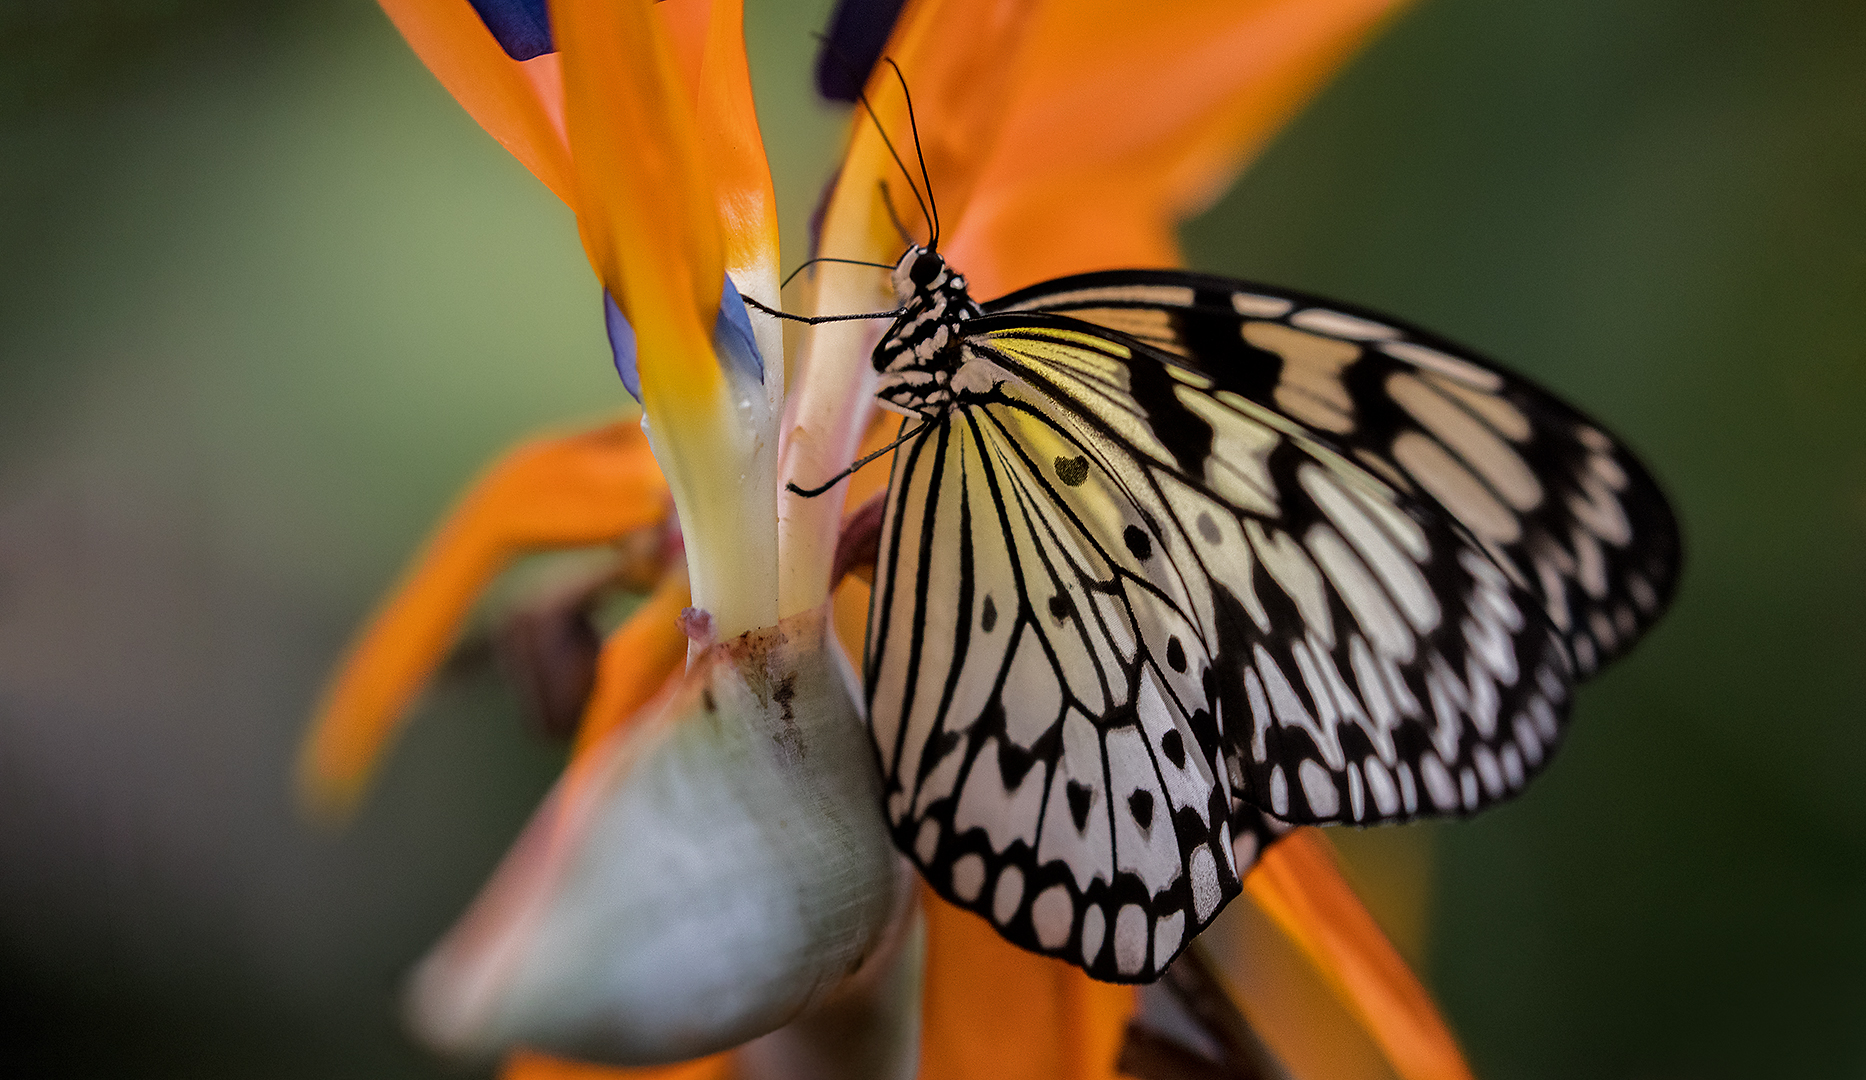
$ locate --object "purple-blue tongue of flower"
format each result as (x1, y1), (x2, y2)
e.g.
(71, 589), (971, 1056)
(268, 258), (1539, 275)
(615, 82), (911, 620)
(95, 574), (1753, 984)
(605, 276), (763, 404)
(468, 0), (552, 61)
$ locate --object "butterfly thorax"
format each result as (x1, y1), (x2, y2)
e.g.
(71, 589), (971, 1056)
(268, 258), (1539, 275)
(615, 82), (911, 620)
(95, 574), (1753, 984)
(873, 247), (984, 417)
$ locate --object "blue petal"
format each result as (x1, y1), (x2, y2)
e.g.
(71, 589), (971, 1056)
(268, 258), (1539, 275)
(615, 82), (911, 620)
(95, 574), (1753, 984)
(604, 278), (764, 402)
(470, 0), (553, 61)
(712, 275), (765, 387)
(814, 0), (909, 102)
(604, 290), (640, 402)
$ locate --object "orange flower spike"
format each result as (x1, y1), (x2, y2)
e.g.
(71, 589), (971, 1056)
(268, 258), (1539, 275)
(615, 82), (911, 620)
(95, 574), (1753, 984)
(1247, 829), (1475, 1080)
(299, 421), (667, 814)
(378, 0), (573, 204)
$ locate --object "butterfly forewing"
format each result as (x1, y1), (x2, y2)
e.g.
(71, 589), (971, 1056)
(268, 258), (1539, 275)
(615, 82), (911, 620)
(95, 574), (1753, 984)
(864, 265), (1679, 984)
(989, 270), (1681, 677)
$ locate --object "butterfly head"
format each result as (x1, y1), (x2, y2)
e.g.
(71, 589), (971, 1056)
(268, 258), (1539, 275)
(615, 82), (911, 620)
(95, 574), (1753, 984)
(889, 246), (956, 301)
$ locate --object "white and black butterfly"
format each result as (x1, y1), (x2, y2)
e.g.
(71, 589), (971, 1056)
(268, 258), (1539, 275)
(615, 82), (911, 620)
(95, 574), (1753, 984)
(849, 246), (1678, 983)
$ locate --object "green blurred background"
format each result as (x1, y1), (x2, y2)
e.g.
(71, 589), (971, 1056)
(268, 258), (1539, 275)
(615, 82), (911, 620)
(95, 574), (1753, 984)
(1, 0), (1862, 1076)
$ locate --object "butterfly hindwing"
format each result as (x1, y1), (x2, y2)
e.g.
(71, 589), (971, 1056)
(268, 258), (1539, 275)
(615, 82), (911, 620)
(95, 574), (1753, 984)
(867, 395), (1242, 982)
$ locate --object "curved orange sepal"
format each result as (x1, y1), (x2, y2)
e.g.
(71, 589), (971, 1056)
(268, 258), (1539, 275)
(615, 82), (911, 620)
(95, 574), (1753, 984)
(919, 883), (1134, 1080)
(1246, 829), (1475, 1080)
(300, 420), (668, 815)
(377, 0), (574, 204)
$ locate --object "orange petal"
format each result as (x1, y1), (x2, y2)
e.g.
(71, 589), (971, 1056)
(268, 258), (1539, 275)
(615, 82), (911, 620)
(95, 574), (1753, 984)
(824, 0), (1043, 260)
(694, 0), (779, 282)
(556, 0), (723, 394)
(503, 1047), (731, 1080)
(571, 567), (692, 757)
(919, 884), (1133, 1080)
(845, 410), (905, 516)
(881, 0), (1044, 250)
(299, 420), (668, 815)
(1245, 829), (1475, 1080)
(948, 0), (1408, 296)
(622, 0), (777, 290)
(655, 0), (712, 103)
(378, 0), (574, 205)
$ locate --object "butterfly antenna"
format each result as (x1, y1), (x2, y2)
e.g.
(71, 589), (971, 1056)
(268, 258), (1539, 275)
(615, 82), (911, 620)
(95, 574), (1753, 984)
(853, 86), (934, 246)
(813, 32), (934, 245)
(787, 422), (930, 498)
(780, 256), (896, 289)
(741, 293), (903, 326)
(881, 57), (938, 250)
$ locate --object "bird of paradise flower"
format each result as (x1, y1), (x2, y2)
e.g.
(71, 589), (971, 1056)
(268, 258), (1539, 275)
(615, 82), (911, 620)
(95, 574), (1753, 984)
(297, 0), (1477, 1078)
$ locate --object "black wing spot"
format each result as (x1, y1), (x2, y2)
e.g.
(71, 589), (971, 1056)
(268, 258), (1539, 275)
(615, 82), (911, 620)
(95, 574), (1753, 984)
(1196, 512), (1222, 545)
(1161, 730), (1187, 769)
(981, 594), (998, 633)
(997, 735), (1038, 790)
(1054, 454), (1090, 486)
(1048, 593), (1075, 622)
(1166, 636), (1187, 673)
(1127, 789), (1155, 831)
(1123, 524), (1152, 560)
(1067, 780), (1095, 831)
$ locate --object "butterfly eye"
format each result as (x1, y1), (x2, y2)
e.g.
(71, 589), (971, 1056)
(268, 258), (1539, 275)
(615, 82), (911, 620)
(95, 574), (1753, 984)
(910, 252), (943, 287)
